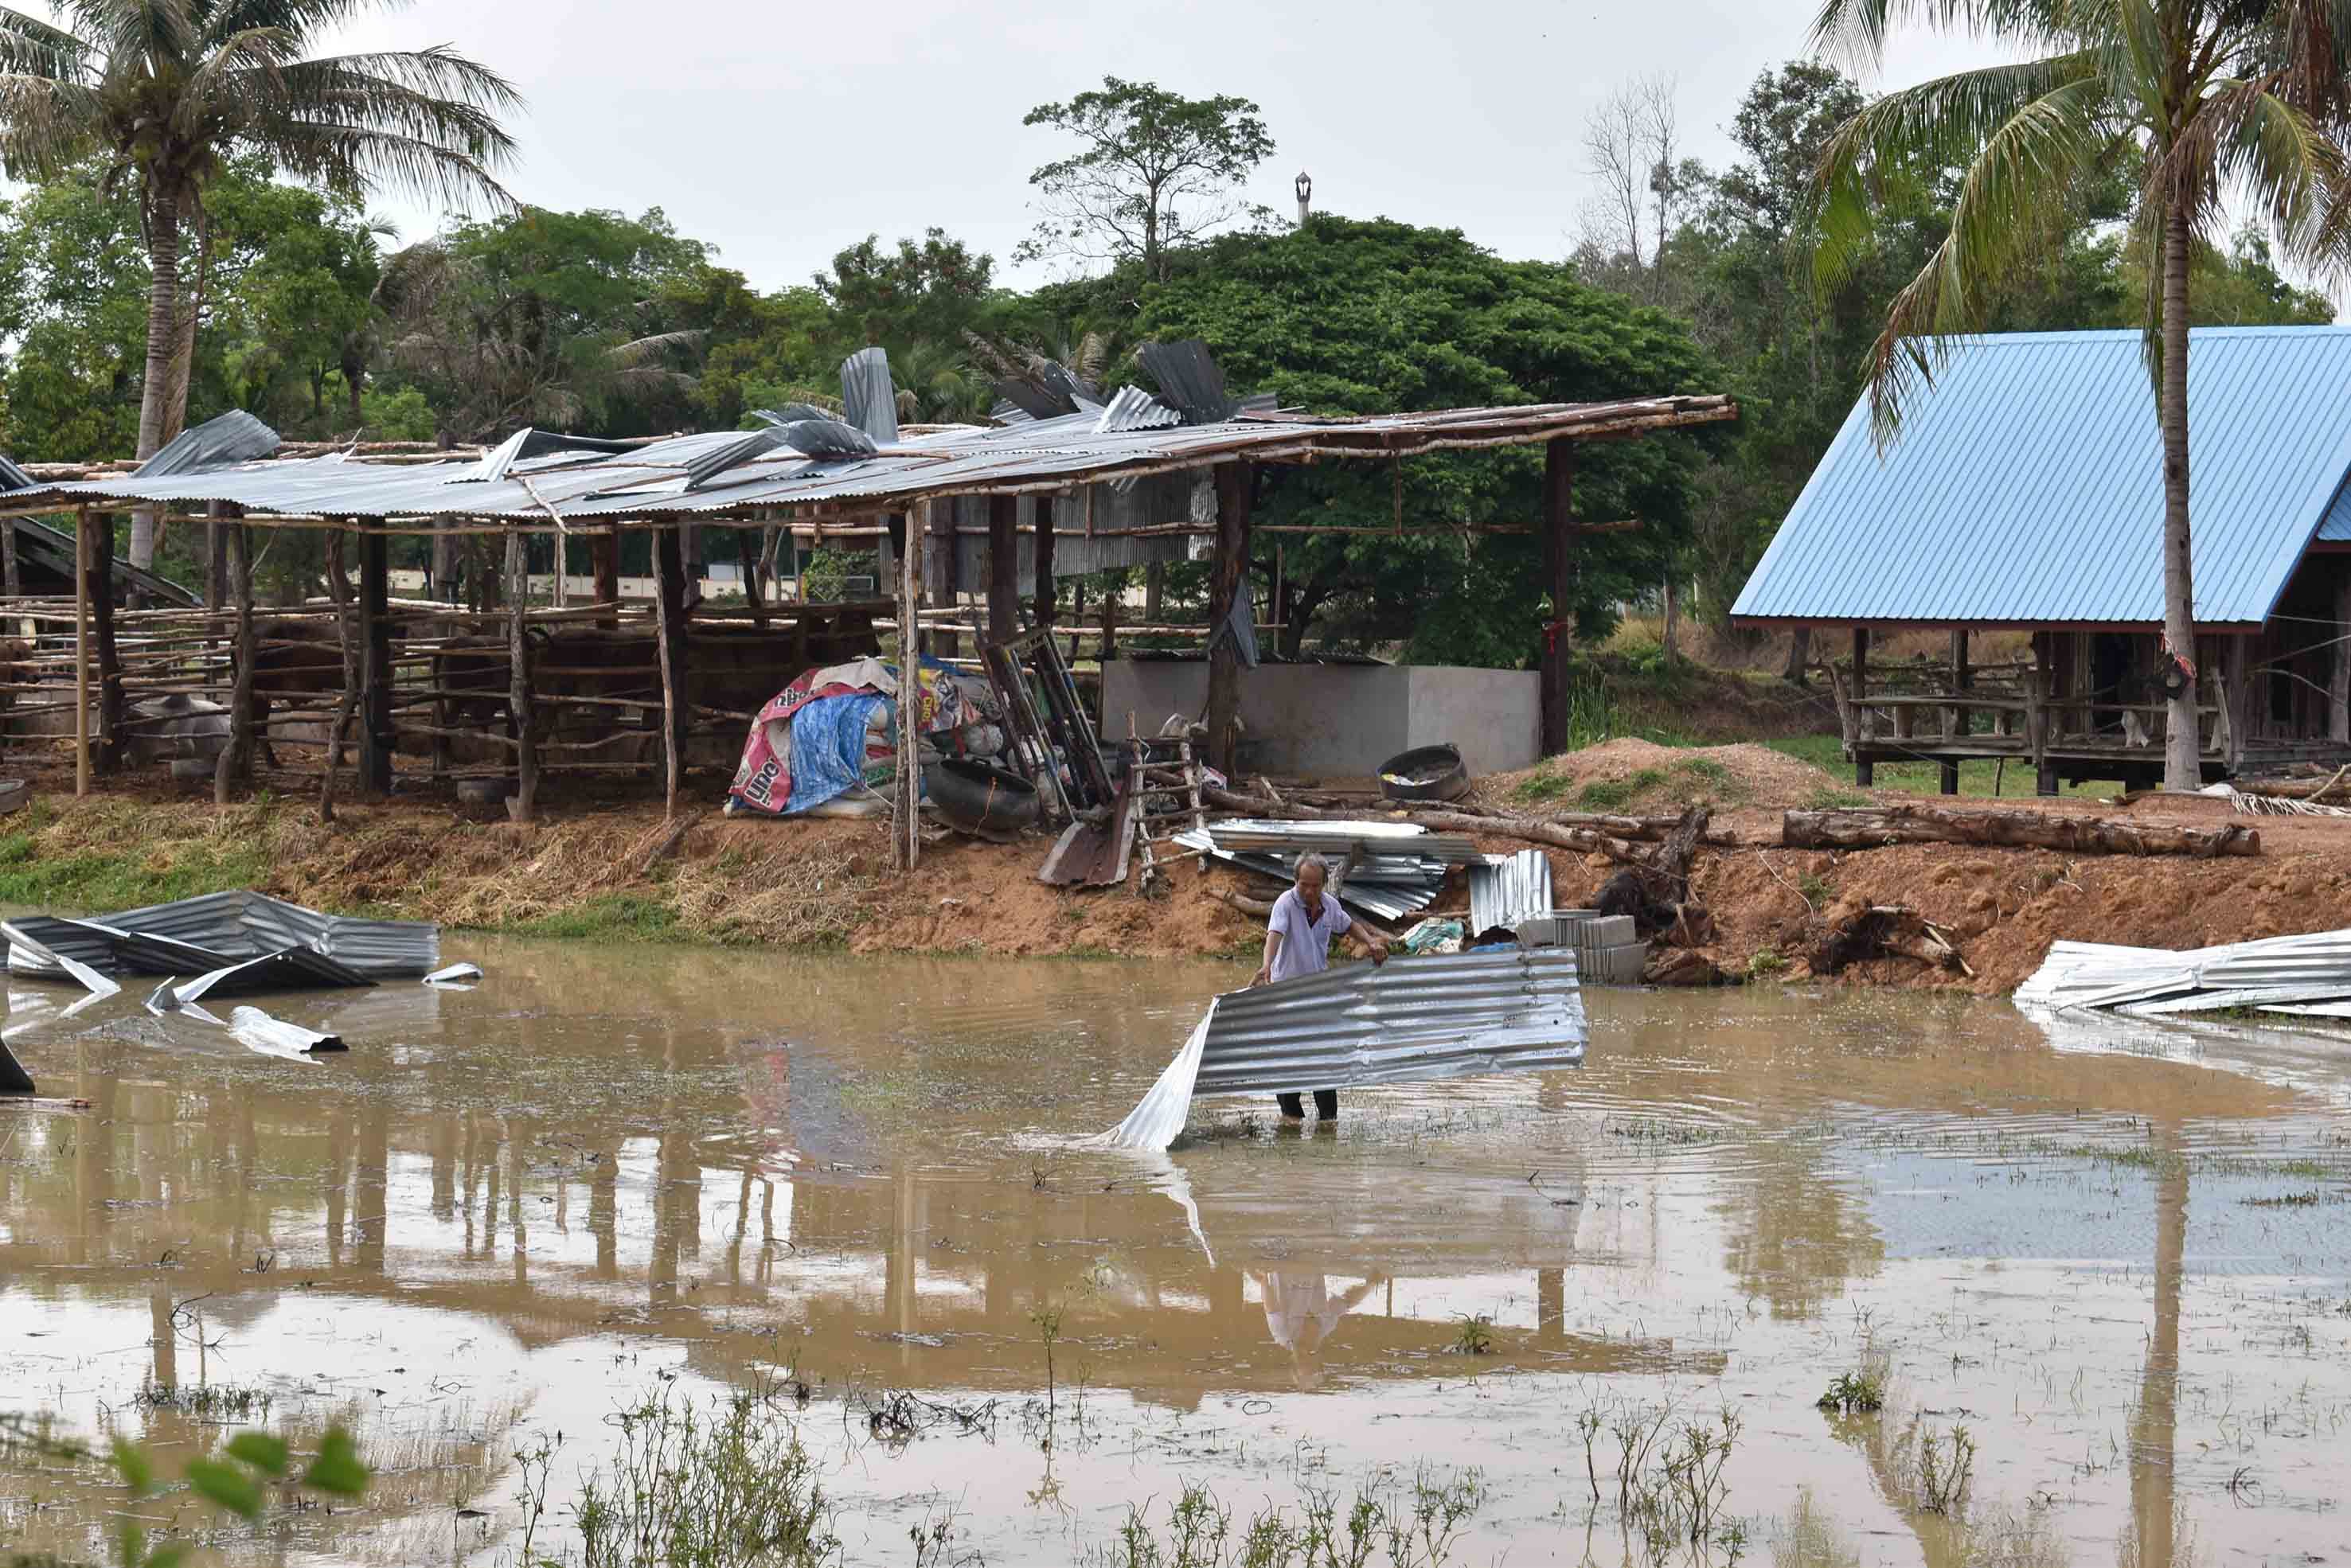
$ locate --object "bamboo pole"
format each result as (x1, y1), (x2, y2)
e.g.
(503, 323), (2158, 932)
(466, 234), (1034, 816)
(73, 509), (88, 798)
(897, 508), (921, 872)
(507, 527), (537, 821)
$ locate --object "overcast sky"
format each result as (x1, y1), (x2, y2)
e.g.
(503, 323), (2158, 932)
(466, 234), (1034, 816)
(318, 0), (2014, 291)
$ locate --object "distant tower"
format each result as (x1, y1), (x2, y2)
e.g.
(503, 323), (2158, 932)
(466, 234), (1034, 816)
(1295, 170), (1312, 226)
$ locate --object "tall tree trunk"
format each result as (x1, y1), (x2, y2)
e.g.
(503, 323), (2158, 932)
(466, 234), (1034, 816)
(2159, 205), (2201, 792)
(1781, 624), (1812, 687)
(131, 188), (184, 575)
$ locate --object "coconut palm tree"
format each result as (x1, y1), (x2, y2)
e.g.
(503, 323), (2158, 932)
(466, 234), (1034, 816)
(0, 0), (521, 569)
(1810, 0), (2351, 790)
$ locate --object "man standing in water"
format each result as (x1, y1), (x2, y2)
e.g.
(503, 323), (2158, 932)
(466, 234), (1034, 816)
(1252, 855), (1389, 1121)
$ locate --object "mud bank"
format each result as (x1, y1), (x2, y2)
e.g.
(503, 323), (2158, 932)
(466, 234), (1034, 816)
(7, 753), (2351, 990)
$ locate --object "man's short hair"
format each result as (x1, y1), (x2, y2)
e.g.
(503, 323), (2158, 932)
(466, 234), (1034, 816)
(1295, 853), (1328, 881)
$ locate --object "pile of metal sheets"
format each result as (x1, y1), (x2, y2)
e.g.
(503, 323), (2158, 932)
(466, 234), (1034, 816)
(4, 891), (438, 985)
(1177, 825), (1448, 923)
(2015, 929), (2351, 1016)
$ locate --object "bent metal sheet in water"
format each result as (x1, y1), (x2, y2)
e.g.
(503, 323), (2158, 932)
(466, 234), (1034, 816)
(1099, 948), (1588, 1151)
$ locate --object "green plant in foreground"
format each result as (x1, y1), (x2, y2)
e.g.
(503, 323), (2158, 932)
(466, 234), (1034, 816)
(0, 1413), (366, 1568)
(1745, 948), (1789, 981)
(1913, 1423), (1975, 1515)
(1095, 1469), (1482, 1568)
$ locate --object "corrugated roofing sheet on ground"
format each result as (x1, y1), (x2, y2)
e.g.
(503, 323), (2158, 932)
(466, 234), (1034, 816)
(1731, 327), (2351, 628)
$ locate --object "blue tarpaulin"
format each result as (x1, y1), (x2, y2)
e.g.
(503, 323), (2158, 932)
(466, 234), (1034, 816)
(782, 692), (894, 815)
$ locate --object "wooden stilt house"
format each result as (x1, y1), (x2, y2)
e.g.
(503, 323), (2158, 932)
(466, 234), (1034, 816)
(1732, 326), (2351, 791)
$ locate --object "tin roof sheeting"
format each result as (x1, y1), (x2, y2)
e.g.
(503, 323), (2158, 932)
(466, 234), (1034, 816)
(1731, 327), (2351, 627)
(8, 396), (1732, 525)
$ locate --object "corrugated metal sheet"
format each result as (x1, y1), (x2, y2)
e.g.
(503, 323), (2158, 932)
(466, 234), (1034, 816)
(2015, 930), (2351, 1011)
(1171, 829), (1441, 922)
(1099, 948), (1587, 1148)
(1732, 327), (2351, 627)
(1209, 819), (1482, 864)
(1193, 947), (1585, 1096)
(1468, 849), (1552, 933)
(9, 396), (1733, 526)
(4, 892), (435, 982)
(1095, 387), (1182, 435)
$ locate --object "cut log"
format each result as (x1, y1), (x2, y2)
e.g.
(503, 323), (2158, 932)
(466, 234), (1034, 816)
(1781, 805), (2258, 858)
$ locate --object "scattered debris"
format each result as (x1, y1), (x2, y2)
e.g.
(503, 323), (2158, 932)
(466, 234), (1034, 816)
(1377, 743), (1470, 805)
(424, 963), (484, 985)
(1595, 806), (1714, 944)
(1806, 904), (1972, 978)
(2, 891), (438, 985)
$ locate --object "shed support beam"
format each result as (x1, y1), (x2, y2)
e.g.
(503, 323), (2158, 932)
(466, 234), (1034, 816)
(1033, 496), (1057, 629)
(72, 511), (88, 798)
(2333, 575), (2351, 744)
(1205, 461), (1254, 775)
(986, 493), (1019, 642)
(1539, 439), (1576, 756)
(926, 500), (960, 658)
(507, 528), (537, 821)
(359, 526), (392, 795)
(1943, 629), (1968, 795)
(596, 525), (621, 627)
(654, 523), (691, 817)
(896, 511), (922, 872)
(214, 517), (255, 804)
(88, 515), (123, 774)
(1850, 626), (1872, 788)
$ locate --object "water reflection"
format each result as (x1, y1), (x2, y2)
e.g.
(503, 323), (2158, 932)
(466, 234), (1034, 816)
(0, 942), (2341, 1566)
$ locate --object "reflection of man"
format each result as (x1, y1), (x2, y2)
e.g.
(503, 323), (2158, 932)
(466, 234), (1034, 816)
(1251, 855), (1389, 1122)
(1256, 1271), (1384, 1391)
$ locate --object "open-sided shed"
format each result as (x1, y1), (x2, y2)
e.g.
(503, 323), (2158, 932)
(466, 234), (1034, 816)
(3, 358), (1733, 860)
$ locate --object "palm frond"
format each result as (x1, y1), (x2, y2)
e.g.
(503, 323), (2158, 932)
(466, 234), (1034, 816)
(605, 329), (706, 369)
(0, 73), (100, 175)
(256, 119), (514, 210)
(1810, 0), (2079, 73)
(0, 6), (88, 76)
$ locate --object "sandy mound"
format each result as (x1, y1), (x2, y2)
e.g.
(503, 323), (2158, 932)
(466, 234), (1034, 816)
(1478, 737), (1841, 814)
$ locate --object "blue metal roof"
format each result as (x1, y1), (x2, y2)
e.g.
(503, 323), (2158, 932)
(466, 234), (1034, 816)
(1731, 327), (2351, 627)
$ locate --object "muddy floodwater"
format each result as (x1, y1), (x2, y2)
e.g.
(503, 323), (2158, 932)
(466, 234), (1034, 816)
(3, 940), (2349, 1566)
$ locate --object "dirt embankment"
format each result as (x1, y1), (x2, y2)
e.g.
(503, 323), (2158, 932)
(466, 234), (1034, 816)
(6, 745), (2349, 991)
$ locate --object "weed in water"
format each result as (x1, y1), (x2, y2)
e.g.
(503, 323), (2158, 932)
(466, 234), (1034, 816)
(1815, 1346), (1889, 1416)
(1450, 1315), (1496, 1356)
(2242, 1191), (2323, 1208)
(1770, 1488), (1860, 1568)
(1095, 1469), (1481, 1568)
(573, 1386), (835, 1568)
(1912, 1423), (1975, 1515)
(131, 1379), (273, 1421)
(1032, 1302), (1066, 1420)
(1745, 948), (1790, 981)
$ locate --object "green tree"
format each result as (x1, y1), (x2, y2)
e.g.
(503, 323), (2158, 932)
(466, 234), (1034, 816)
(1810, 0), (2351, 790)
(1019, 76), (1275, 282)
(0, 0), (519, 571)
(380, 206), (718, 439)
(1135, 216), (1720, 663)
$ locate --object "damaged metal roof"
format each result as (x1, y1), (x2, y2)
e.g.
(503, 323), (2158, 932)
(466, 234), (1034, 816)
(0, 396), (1736, 527)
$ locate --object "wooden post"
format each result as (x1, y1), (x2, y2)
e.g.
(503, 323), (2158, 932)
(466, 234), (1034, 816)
(1144, 560), (1165, 622)
(596, 525), (622, 627)
(2222, 634), (2251, 770)
(1850, 626), (1872, 787)
(1204, 461), (1254, 775)
(85, 513), (123, 775)
(653, 523), (690, 817)
(1, 516), (17, 599)
(2332, 575), (2351, 744)
(1033, 497), (1057, 629)
(215, 517), (256, 805)
(926, 499), (960, 658)
(320, 529), (359, 823)
(358, 525), (392, 795)
(551, 530), (569, 610)
(896, 511), (922, 872)
(986, 493), (1019, 642)
(739, 526), (767, 630)
(1661, 577), (1678, 662)
(1943, 628), (1969, 796)
(1100, 573), (1119, 662)
(2029, 631), (2056, 795)
(1539, 439), (1576, 756)
(506, 527), (537, 821)
(72, 509), (88, 798)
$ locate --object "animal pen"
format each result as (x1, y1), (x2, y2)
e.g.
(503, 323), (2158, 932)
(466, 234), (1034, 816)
(0, 361), (1733, 870)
